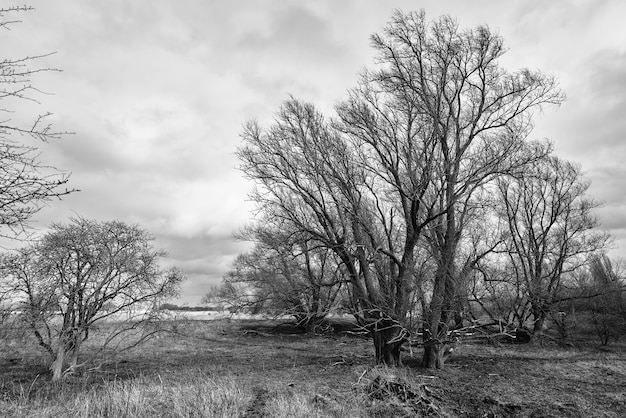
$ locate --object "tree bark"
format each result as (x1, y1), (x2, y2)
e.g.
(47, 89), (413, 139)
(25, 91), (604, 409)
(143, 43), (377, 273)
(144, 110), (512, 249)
(50, 329), (82, 380)
(423, 261), (450, 369)
(368, 312), (409, 366)
(530, 314), (546, 343)
(50, 346), (65, 381)
(422, 342), (444, 369)
(66, 336), (82, 373)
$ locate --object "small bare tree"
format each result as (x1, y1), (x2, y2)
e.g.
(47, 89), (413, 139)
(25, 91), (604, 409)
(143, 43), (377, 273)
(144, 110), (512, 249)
(0, 6), (75, 238)
(0, 218), (183, 380)
(216, 225), (345, 332)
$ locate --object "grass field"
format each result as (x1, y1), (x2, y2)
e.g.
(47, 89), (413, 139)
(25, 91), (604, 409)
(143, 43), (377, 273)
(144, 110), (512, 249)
(1, 318), (625, 417)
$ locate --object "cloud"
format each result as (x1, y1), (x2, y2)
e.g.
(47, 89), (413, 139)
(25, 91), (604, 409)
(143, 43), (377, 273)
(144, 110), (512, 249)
(4, 0), (626, 305)
(587, 165), (626, 210)
(596, 205), (626, 231)
(531, 47), (626, 179)
(235, 4), (342, 57)
(155, 232), (252, 305)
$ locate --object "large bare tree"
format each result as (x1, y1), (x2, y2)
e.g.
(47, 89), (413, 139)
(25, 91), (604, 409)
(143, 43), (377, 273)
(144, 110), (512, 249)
(0, 218), (183, 380)
(239, 99), (415, 364)
(238, 10), (565, 368)
(335, 11), (563, 367)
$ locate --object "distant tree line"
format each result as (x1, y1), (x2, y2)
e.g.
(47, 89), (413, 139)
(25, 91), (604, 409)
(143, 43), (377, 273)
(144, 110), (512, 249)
(159, 303), (222, 312)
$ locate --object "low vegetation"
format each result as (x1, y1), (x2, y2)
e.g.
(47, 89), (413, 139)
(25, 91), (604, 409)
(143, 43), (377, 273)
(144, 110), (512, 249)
(1, 318), (625, 417)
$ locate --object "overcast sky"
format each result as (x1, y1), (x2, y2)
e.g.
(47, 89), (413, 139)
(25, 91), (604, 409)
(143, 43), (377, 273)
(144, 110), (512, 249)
(5, 1), (626, 304)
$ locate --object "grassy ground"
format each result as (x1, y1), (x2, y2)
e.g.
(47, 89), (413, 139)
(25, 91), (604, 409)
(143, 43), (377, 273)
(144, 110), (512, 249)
(1, 318), (625, 417)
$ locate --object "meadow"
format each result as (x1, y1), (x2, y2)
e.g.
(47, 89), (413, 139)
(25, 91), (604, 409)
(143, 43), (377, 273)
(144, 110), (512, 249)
(1, 317), (625, 417)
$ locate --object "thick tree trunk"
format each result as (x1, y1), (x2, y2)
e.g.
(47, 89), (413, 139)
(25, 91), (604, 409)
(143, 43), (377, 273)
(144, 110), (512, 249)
(368, 311), (409, 366)
(423, 263), (448, 369)
(422, 342), (444, 369)
(372, 330), (404, 366)
(514, 327), (532, 343)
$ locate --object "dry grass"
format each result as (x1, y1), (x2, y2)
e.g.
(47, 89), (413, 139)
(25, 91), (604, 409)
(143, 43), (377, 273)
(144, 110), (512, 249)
(1, 371), (252, 418)
(1, 318), (625, 417)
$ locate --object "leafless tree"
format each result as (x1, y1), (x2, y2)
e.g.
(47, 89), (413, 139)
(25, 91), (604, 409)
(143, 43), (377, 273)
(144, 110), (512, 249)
(239, 98), (417, 364)
(0, 218), (183, 380)
(570, 254), (626, 345)
(216, 224), (345, 331)
(495, 156), (608, 341)
(238, 10), (565, 368)
(335, 10), (563, 367)
(0, 6), (75, 238)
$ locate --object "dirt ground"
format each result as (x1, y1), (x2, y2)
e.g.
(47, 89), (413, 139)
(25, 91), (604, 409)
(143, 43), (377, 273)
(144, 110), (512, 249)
(237, 320), (626, 417)
(1, 318), (625, 417)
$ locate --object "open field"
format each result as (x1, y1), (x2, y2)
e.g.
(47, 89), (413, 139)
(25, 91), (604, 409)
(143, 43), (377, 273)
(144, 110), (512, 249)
(1, 318), (625, 417)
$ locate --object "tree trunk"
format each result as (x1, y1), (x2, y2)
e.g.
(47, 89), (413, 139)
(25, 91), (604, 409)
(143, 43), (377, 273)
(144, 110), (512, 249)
(368, 311), (409, 366)
(423, 213), (459, 369)
(422, 342), (444, 369)
(50, 346), (66, 381)
(423, 263), (449, 369)
(514, 327), (532, 343)
(50, 330), (82, 381)
(372, 330), (403, 366)
(66, 337), (82, 374)
(530, 314), (546, 343)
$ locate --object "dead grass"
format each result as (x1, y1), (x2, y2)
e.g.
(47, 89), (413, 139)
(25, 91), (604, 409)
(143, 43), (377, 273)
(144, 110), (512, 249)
(1, 318), (625, 417)
(1, 370), (252, 418)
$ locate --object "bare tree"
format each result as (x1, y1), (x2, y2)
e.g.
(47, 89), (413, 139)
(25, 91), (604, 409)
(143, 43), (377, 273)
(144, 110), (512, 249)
(496, 156), (608, 341)
(335, 10), (563, 367)
(217, 225), (345, 332)
(239, 98), (416, 364)
(565, 254), (626, 345)
(0, 6), (74, 238)
(238, 10), (565, 368)
(0, 218), (183, 380)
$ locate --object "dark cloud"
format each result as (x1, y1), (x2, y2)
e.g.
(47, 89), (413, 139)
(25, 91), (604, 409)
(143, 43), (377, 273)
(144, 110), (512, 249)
(157, 232), (249, 262)
(235, 4), (343, 58)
